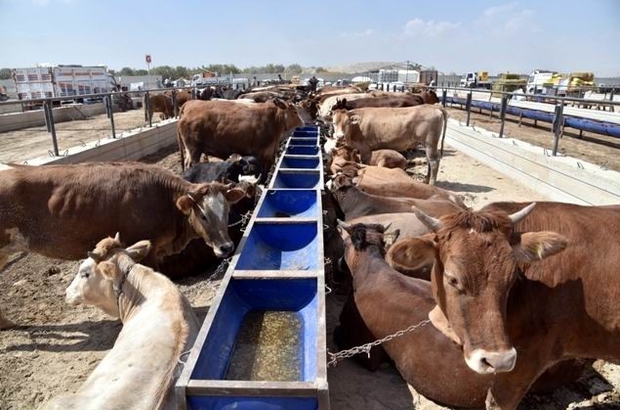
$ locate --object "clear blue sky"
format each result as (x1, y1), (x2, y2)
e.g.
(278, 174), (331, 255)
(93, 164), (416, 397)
(1, 0), (619, 76)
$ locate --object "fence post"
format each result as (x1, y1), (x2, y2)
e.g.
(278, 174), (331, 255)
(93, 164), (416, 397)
(441, 89), (447, 107)
(145, 91), (152, 127)
(498, 94), (508, 138)
(466, 91), (472, 127)
(105, 94), (116, 139)
(172, 89), (178, 118)
(44, 100), (60, 156)
(552, 103), (564, 156)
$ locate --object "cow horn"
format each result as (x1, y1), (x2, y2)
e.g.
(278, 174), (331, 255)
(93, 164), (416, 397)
(337, 219), (352, 231)
(508, 203), (536, 225)
(88, 251), (102, 263)
(238, 173), (261, 185)
(412, 206), (443, 232)
(113, 232), (121, 244)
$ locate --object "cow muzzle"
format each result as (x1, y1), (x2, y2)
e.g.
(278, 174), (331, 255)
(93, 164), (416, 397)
(465, 347), (517, 374)
(214, 242), (234, 258)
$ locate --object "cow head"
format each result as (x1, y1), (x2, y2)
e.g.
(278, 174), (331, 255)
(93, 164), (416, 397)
(411, 203), (568, 375)
(176, 182), (245, 258)
(65, 233), (152, 317)
(227, 154), (262, 183)
(272, 98), (304, 132)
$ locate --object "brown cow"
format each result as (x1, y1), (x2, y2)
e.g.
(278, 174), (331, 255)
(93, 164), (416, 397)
(328, 173), (464, 220)
(144, 93), (173, 122)
(331, 91), (439, 111)
(164, 89), (193, 116)
(332, 105), (448, 184)
(335, 222), (590, 408)
(328, 145), (407, 174)
(369, 149), (407, 169)
(0, 162), (245, 329)
(411, 201), (620, 409)
(353, 166), (466, 206)
(176, 99), (307, 175)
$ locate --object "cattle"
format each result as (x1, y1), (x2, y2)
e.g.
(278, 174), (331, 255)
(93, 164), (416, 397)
(385, 235), (436, 280)
(353, 166), (464, 206)
(410, 201), (620, 409)
(0, 162), (245, 329)
(164, 89), (193, 115)
(330, 91), (439, 111)
(369, 149), (407, 170)
(332, 105), (448, 185)
(176, 99), (308, 175)
(144, 93), (174, 123)
(181, 153), (261, 184)
(329, 174), (464, 220)
(334, 221), (590, 409)
(41, 235), (199, 409)
(316, 93), (370, 123)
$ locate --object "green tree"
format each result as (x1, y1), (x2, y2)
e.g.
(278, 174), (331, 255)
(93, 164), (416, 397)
(152, 65), (175, 79)
(286, 64), (302, 75)
(134, 69), (148, 76)
(0, 68), (12, 80)
(315, 67), (327, 73)
(119, 67), (135, 76)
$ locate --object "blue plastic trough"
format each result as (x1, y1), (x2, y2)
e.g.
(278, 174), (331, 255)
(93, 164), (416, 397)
(285, 146), (320, 156)
(256, 190), (321, 219)
(176, 125), (329, 410)
(271, 170), (322, 190)
(279, 156), (321, 170)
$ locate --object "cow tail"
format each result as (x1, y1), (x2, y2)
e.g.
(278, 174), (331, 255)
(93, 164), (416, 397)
(177, 124), (186, 171)
(439, 106), (449, 158)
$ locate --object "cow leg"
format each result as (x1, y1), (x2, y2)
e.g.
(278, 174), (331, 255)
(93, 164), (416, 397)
(425, 148), (440, 186)
(0, 228), (29, 271)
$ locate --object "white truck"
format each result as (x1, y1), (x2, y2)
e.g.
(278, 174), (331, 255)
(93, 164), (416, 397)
(12, 65), (119, 106)
(526, 69), (555, 94)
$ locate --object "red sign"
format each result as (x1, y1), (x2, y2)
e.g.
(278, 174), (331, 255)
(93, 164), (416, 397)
(145, 54), (152, 64)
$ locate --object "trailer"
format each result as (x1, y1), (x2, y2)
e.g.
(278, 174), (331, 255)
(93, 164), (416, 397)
(12, 65), (119, 107)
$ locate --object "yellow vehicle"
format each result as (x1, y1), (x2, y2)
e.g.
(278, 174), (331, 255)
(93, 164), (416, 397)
(460, 71), (492, 89)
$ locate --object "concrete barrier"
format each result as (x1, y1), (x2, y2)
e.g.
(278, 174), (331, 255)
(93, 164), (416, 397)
(24, 120), (177, 165)
(446, 119), (620, 205)
(0, 103), (107, 133)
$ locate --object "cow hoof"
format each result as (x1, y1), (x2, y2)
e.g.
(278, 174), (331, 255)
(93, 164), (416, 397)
(0, 317), (16, 330)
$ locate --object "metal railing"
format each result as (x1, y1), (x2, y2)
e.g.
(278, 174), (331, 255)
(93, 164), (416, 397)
(435, 86), (620, 156)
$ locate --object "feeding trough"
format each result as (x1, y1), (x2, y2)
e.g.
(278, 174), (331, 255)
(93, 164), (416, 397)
(279, 155), (321, 170)
(176, 124), (329, 410)
(256, 189), (321, 219)
(271, 170), (322, 190)
(285, 145), (320, 156)
(177, 277), (328, 410)
(235, 221), (320, 271)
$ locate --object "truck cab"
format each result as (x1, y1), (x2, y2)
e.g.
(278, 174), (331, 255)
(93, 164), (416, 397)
(526, 70), (555, 94)
(460, 71), (490, 88)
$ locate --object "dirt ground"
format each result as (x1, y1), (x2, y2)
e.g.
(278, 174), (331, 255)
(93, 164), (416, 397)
(0, 109), (151, 164)
(0, 112), (619, 409)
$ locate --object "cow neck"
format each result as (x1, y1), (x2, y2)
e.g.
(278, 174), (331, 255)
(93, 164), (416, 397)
(346, 237), (385, 283)
(115, 254), (144, 323)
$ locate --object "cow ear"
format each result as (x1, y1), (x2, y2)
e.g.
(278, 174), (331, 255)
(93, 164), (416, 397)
(512, 231), (567, 264)
(125, 240), (152, 263)
(273, 98), (286, 109)
(383, 229), (400, 247)
(176, 195), (194, 215)
(98, 261), (120, 283)
(225, 187), (245, 204)
(350, 114), (361, 125)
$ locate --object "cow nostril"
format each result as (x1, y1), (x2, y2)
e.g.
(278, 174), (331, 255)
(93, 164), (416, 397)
(220, 243), (234, 255)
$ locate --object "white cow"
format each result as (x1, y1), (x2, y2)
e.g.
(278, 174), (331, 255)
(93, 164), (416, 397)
(40, 234), (199, 410)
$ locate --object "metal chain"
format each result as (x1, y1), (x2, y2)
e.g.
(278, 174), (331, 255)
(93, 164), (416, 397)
(327, 319), (431, 368)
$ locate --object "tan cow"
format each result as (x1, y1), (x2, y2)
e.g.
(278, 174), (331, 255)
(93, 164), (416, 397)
(411, 201), (620, 409)
(144, 93), (174, 122)
(42, 235), (199, 410)
(332, 105), (448, 185)
(176, 99), (309, 175)
(0, 162), (244, 329)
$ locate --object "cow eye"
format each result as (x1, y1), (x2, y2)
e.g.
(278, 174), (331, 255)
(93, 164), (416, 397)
(81, 271), (90, 278)
(445, 274), (460, 289)
(200, 213), (207, 221)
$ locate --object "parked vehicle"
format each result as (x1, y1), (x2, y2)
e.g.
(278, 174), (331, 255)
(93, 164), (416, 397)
(12, 65), (119, 108)
(460, 71), (493, 89)
(526, 69), (556, 94)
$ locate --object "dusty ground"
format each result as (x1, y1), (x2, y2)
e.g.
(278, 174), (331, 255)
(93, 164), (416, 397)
(0, 109), (152, 164)
(0, 117), (619, 409)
